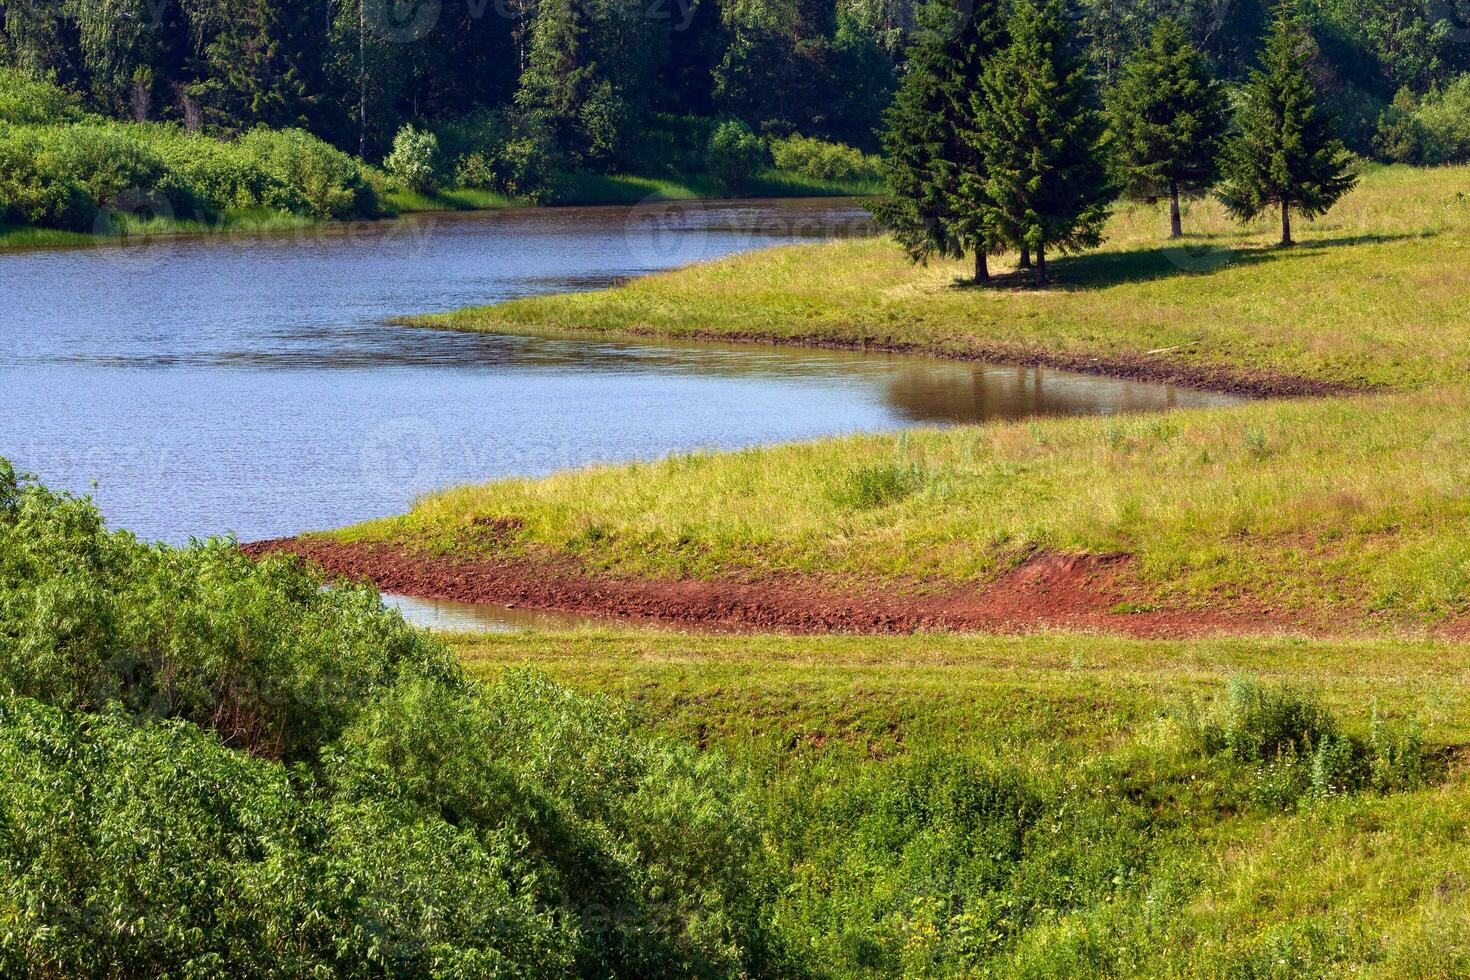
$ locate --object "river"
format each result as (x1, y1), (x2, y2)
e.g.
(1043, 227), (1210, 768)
(2, 198), (1237, 596)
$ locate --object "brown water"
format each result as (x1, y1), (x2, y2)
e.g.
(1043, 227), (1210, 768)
(1, 198), (1238, 628)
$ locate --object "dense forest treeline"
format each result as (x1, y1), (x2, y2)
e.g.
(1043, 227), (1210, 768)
(2, 0), (1469, 172)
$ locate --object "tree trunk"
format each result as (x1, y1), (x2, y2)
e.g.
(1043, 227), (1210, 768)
(1018, 246), (1031, 270)
(974, 249), (990, 284)
(1169, 180), (1182, 239)
(358, 0), (367, 158)
(1034, 246), (1047, 287)
(1281, 201), (1293, 247)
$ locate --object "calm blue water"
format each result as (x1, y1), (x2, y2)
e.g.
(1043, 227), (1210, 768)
(1, 199), (1237, 547)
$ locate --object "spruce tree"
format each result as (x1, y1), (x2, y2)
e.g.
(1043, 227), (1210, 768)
(969, 0), (1112, 286)
(871, 0), (1004, 284)
(1216, 1), (1357, 246)
(1107, 18), (1228, 238)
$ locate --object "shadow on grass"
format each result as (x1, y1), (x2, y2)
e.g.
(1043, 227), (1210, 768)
(951, 231), (1423, 292)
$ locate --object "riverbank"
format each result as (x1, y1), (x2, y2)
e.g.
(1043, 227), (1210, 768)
(449, 627), (1470, 975)
(417, 164), (1468, 393)
(262, 163), (1470, 636)
(0, 169), (877, 253)
(268, 384), (1470, 636)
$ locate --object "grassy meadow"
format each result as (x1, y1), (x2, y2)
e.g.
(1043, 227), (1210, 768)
(422, 164), (1470, 392)
(327, 164), (1470, 631)
(451, 627), (1470, 976)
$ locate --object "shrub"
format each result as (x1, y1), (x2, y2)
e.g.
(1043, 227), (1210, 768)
(31, 124), (167, 207)
(1180, 677), (1429, 805)
(770, 134), (883, 183)
(706, 119), (765, 191)
(0, 128), (96, 230)
(1375, 77), (1470, 165)
(385, 123), (442, 194)
(435, 109), (552, 201)
(0, 460), (780, 976)
(237, 127), (375, 219)
(0, 68), (78, 125)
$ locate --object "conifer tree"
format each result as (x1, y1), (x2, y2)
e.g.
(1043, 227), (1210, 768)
(969, 0), (1112, 286)
(1216, 1), (1357, 246)
(1107, 18), (1228, 238)
(871, 0), (1005, 284)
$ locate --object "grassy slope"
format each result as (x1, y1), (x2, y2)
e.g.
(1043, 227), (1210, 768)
(453, 628), (1470, 975)
(333, 165), (1470, 628)
(338, 387), (1470, 624)
(424, 164), (1470, 392)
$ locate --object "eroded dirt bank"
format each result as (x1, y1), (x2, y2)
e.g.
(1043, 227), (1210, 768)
(244, 537), (1348, 638)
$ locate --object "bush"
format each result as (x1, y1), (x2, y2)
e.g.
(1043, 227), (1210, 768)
(0, 68), (78, 125)
(384, 123), (442, 194)
(0, 128), (96, 230)
(1181, 677), (1429, 805)
(237, 127), (375, 219)
(434, 109), (553, 201)
(706, 119), (766, 191)
(32, 124), (168, 207)
(0, 460), (779, 976)
(770, 134), (883, 184)
(1375, 77), (1470, 165)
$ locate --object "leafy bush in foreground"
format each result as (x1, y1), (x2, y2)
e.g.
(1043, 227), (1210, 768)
(0, 461), (778, 977)
(386, 124), (444, 195)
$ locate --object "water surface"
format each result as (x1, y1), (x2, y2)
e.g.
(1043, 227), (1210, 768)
(2, 199), (1238, 550)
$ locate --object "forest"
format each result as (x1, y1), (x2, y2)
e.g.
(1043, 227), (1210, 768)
(1, 0), (1469, 195)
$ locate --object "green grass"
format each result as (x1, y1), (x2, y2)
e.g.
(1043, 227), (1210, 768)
(449, 627), (1470, 976)
(382, 185), (522, 212)
(337, 164), (1470, 630)
(2, 170), (875, 252)
(0, 206), (321, 249)
(546, 168), (882, 205)
(333, 385), (1470, 627)
(423, 163), (1470, 393)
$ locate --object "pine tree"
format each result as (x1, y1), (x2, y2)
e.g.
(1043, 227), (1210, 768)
(195, 0), (316, 132)
(871, 0), (1005, 284)
(1107, 18), (1228, 238)
(969, 0), (1112, 286)
(1216, 1), (1357, 246)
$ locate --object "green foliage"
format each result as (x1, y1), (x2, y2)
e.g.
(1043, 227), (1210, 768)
(705, 119), (766, 191)
(0, 127), (97, 229)
(434, 110), (553, 201)
(1106, 19), (1229, 236)
(827, 460), (927, 509)
(1217, 1), (1359, 244)
(0, 67), (78, 124)
(0, 117), (377, 231)
(0, 460), (780, 976)
(872, 0), (1006, 280)
(769, 134), (883, 183)
(970, 0), (1113, 283)
(385, 123), (443, 194)
(1181, 677), (1429, 804)
(1375, 77), (1470, 165)
(236, 127), (375, 219)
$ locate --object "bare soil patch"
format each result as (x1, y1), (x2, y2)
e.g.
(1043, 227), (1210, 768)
(244, 538), (1349, 638)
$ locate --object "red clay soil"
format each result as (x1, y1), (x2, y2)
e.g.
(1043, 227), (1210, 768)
(243, 537), (1335, 638)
